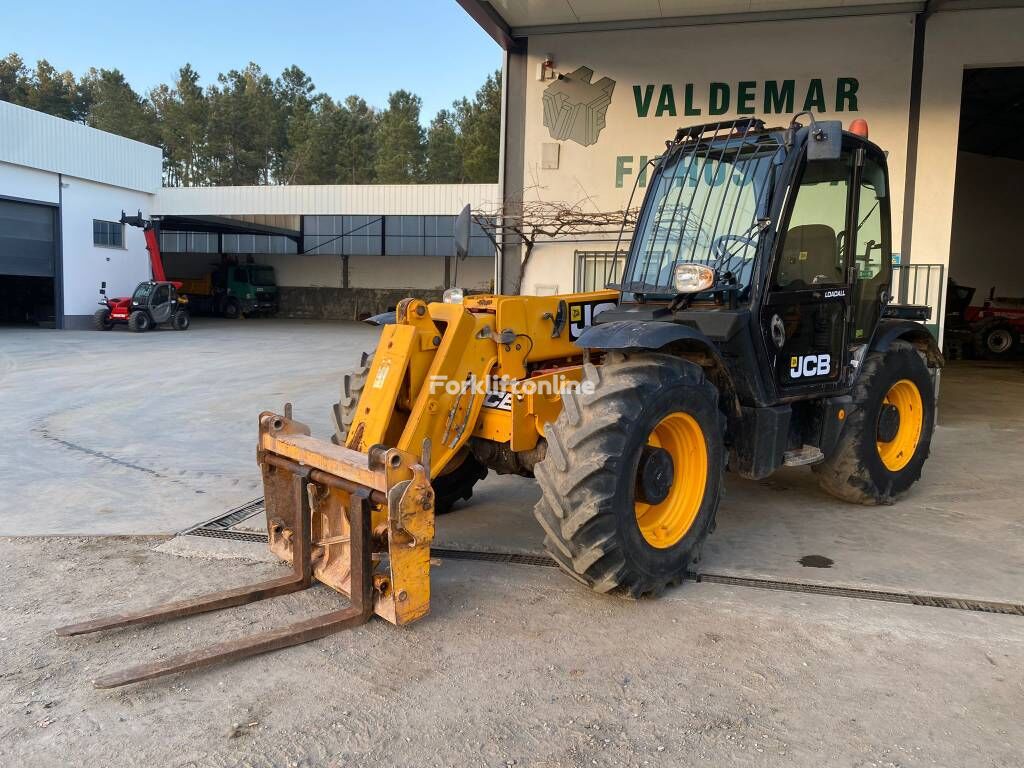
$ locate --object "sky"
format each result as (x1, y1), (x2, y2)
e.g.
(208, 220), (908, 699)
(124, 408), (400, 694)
(1, 0), (502, 123)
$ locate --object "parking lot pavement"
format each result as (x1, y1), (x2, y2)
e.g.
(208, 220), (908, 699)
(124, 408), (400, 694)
(0, 319), (380, 535)
(3, 322), (1023, 605)
(2, 534), (1021, 768)
(3, 321), (1023, 766)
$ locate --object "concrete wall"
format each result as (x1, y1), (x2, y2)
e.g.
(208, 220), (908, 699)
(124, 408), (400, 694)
(162, 249), (495, 320)
(0, 161), (59, 204)
(948, 151), (1024, 298)
(249, 253), (494, 292)
(513, 13), (915, 295)
(59, 176), (154, 323)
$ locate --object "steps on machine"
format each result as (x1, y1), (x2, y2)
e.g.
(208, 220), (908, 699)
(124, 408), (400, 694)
(783, 445), (825, 466)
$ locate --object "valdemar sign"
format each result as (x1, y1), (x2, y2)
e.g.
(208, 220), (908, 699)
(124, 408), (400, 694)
(614, 77), (862, 187)
(632, 78), (860, 118)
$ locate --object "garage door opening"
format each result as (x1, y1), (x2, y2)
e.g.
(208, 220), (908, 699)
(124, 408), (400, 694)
(0, 198), (58, 327)
(946, 66), (1024, 361)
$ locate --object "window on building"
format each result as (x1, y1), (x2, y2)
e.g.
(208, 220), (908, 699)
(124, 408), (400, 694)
(575, 251), (626, 292)
(93, 219), (124, 248)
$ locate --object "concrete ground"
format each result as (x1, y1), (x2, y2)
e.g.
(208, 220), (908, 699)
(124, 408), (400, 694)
(1, 319), (1022, 766)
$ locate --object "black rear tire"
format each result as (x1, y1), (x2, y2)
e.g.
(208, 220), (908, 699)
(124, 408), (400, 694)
(534, 353), (724, 597)
(814, 340), (935, 504)
(223, 299), (241, 319)
(974, 320), (1019, 360)
(331, 351), (487, 514)
(127, 311), (150, 333)
(92, 308), (113, 331)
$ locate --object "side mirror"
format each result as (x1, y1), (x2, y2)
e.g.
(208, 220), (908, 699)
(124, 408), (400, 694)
(806, 120), (843, 161)
(99, 281), (106, 296)
(454, 204), (471, 260)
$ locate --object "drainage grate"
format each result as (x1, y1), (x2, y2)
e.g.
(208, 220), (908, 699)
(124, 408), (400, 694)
(692, 573), (1024, 616)
(183, 498), (265, 533)
(183, 502), (1024, 617)
(186, 526), (268, 544)
(431, 548), (558, 568)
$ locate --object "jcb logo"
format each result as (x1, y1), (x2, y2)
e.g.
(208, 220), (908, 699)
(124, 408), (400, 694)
(789, 354), (831, 379)
(569, 301), (616, 341)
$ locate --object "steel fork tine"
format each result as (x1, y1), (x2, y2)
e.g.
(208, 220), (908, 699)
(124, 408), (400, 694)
(90, 491), (373, 688)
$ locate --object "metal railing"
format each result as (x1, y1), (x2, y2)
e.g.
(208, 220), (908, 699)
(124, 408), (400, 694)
(892, 263), (944, 338)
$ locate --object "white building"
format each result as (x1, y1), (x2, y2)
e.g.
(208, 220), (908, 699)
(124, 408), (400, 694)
(0, 100), (161, 328)
(0, 100), (499, 327)
(152, 183), (499, 320)
(460, 0), (1024, 341)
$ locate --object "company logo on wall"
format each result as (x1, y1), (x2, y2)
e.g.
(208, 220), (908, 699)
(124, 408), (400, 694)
(542, 66), (616, 147)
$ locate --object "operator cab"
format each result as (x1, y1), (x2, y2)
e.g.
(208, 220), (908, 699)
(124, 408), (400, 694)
(601, 115), (898, 407)
(131, 280), (181, 325)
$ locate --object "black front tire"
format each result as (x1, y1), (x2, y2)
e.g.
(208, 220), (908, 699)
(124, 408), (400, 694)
(330, 351), (487, 514)
(127, 311), (151, 333)
(534, 353), (724, 597)
(172, 311), (191, 331)
(814, 340), (935, 504)
(92, 308), (113, 331)
(223, 299), (241, 320)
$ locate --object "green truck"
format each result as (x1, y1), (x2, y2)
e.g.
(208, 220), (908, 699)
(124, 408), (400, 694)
(175, 263), (279, 318)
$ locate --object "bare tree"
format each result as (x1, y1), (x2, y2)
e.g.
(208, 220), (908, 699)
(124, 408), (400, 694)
(472, 195), (639, 294)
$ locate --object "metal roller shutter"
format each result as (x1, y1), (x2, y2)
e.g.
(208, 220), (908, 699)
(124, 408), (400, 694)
(0, 199), (56, 277)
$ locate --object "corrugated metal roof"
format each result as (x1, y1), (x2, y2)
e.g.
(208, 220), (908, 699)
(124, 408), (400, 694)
(0, 101), (162, 193)
(152, 183), (501, 216)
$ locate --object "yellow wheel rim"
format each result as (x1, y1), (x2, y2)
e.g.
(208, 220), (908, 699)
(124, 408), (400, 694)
(876, 379), (924, 472)
(634, 412), (707, 549)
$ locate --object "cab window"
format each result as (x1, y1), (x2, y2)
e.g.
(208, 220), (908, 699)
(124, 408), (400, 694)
(851, 156), (892, 341)
(773, 154), (853, 290)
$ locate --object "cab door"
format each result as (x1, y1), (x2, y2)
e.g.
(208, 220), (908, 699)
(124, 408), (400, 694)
(760, 147), (857, 397)
(149, 283), (175, 324)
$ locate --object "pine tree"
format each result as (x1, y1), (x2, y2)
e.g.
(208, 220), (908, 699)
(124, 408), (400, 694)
(151, 65), (209, 186)
(456, 70), (501, 183)
(374, 90), (425, 183)
(425, 108), (462, 182)
(0, 53), (30, 105)
(79, 68), (158, 145)
(335, 95), (378, 184)
(25, 59), (83, 121)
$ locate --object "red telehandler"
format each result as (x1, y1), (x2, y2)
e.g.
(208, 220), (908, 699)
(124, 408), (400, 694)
(93, 211), (191, 332)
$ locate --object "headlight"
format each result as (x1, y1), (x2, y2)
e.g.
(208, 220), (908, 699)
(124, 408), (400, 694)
(443, 287), (464, 304)
(673, 264), (716, 294)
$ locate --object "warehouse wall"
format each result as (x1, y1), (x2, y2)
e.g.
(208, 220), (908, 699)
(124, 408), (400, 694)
(0, 161), (154, 327)
(245, 253), (493, 291)
(60, 177), (154, 324)
(0, 161), (59, 204)
(514, 13), (916, 295)
(948, 151), (1024, 298)
(910, 7), (1024, 328)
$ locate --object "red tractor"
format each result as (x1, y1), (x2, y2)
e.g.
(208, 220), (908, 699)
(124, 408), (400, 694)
(945, 280), (1023, 360)
(93, 211), (191, 332)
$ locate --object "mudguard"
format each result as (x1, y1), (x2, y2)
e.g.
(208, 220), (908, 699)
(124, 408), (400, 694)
(870, 318), (944, 367)
(575, 319), (717, 353)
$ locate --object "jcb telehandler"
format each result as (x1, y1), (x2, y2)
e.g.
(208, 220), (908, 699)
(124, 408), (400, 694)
(59, 115), (941, 687)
